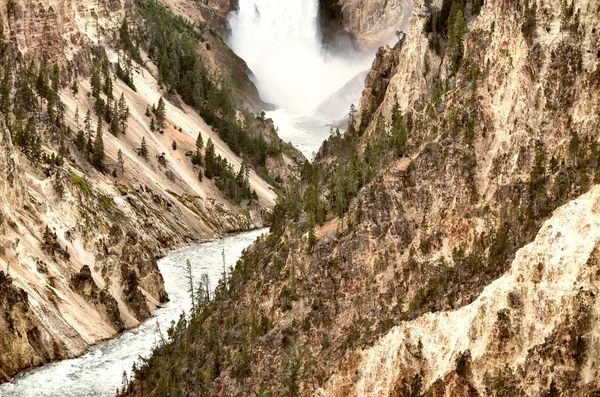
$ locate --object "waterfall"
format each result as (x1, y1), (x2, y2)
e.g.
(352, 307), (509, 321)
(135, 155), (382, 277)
(227, 0), (370, 115)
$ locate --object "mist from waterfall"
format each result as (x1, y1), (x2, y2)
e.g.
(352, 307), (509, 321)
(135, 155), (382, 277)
(227, 0), (371, 116)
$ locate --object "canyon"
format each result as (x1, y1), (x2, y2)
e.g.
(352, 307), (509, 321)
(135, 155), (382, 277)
(0, 0), (304, 383)
(121, 0), (600, 395)
(1, 0), (600, 395)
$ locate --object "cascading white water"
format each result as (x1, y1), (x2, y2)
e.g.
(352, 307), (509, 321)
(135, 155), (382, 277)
(0, 230), (266, 397)
(227, 0), (370, 115)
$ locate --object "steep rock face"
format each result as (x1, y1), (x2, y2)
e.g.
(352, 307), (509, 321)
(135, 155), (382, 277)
(0, 0), (297, 383)
(157, 0), (268, 111)
(325, 185), (600, 396)
(124, 0), (600, 395)
(319, 0), (413, 49)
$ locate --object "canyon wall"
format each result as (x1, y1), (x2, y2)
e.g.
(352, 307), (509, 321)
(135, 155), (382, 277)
(319, 0), (413, 49)
(0, 0), (299, 382)
(124, 0), (600, 395)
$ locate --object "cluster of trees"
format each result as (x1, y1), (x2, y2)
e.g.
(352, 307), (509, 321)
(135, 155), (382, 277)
(90, 58), (130, 138)
(204, 138), (257, 204)
(129, 0), (280, 167)
(0, 52), (66, 163)
(423, 0), (477, 71)
(0, 34), (134, 178)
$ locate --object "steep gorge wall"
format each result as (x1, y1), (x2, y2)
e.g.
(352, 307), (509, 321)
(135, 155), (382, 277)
(0, 0), (297, 383)
(319, 0), (413, 49)
(124, 0), (600, 395)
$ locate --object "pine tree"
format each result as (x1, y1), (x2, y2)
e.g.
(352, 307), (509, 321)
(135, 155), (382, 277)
(448, 7), (468, 72)
(48, 64), (60, 122)
(186, 259), (195, 311)
(204, 138), (216, 179)
(349, 103), (357, 121)
(196, 132), (204, 149)
(118, 149), (125, 172)
(71, 80), (79, 95)
(36, 58), (48, 99)
(104, 72), (113, 100)
(139, 137), (149, 159)
(390, 97), (408, 156)
(110, 101), (119, 136)
(306, 213), (317, 253)
(156, 97), (166, 129)
(172, 140), (177, 150)
(150, 118), (155, 132)
(92, 115), (105, 170)
(119, 18), (132, 53)
(75, 129), (86, 151)
(118, 93), (129, 134)
(91, 61), (101, 99)
(84, 109), (94, 155)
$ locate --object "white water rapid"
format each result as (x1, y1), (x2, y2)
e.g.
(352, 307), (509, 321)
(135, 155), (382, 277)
(0, 230), (266, 397)
(228, 0), (373, 157)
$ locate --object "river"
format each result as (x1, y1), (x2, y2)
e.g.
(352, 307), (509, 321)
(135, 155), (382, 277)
(0, 229), (266, 397)
(0, 0), (373, 394)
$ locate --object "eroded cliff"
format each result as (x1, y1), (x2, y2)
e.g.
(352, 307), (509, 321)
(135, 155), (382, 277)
(0, 0), (300, 383)
(319, 0), (413, 49)
(122, 0), (600, 395)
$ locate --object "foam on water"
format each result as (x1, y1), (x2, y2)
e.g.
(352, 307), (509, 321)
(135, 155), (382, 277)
(0, 229), (266, 397)
(227, 0), (370, 116)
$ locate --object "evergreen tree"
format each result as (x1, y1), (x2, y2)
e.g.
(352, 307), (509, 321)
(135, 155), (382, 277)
(118, 93), (130, 134)
(172, 140), (177, 150)
(156, 97), (166, 128)
(118, 149), (125, 172)
(91, 60), (101, 99)
(110, 101), (119, 135)
(139, 137), (149, 159)
(84, 109), (94, 155)
(204, 138), (216, 179)
(104, 72), (113, 100)
(92, 115), (105, 170)
(75, 129), (86, 151)
(186, 259), (196, 311)
(36, 57), (48, 99)
(306, 213), (317, 253)
(48, 64), (60, 121)
(390, 97), (408, 156)
(448, 7), (468, 72)
(196, 132), (204, 149)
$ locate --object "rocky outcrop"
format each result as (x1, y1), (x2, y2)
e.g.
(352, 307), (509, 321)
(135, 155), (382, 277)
(123, 0), (600, 395)
(0, 0), (292, 384)
(325, 185), (600, 396)
(156, 0), (269, 111)
(0, 271), (67, 383)
(70, 265), (124, 331)
(319, 0), (413, 49)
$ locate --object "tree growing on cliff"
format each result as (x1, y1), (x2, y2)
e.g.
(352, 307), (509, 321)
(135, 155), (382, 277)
(91, 60), (101, 99)
(92, 116), (105, 170)
(156, 97), (166, 129)
(204, 138), (216, 179)
(118, 93), (130, 134)
(448, 6), (468, 72)
(306, 213), (317, 253)
(186, 259), (196, 311)
(139, 137), (149, 160)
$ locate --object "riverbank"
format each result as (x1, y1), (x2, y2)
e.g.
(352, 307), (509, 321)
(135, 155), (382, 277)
(0, 229), (267, 397)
